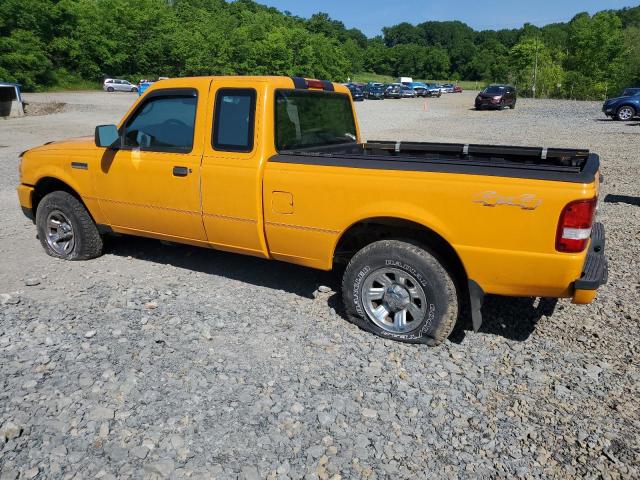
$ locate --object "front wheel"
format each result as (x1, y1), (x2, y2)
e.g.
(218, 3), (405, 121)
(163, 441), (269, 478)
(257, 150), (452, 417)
(342, 240), (459, 345)
(131, 87), (138, 93)
(616, 105), (635, 121)
(35, 191), (103, 260)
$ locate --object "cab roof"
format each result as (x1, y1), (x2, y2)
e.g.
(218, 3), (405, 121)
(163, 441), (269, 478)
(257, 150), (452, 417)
(146, 76), (349, 95)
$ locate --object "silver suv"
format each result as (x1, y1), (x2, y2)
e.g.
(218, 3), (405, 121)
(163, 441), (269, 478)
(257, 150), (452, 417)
(103, 78), (138, 93)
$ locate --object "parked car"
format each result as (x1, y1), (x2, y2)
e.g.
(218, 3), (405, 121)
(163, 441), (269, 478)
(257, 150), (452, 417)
(17, 75), (607, 346)
(453, 85), (463, 93)
(475, 85), (517, 110)
(401, 85), (417, 98)
(403, 82), (429, 97)
(602, 87), (640, 121)
(424, 84), (442, 97)
(103, 78), (138, 93)
(442, 83), (455, 93)
(347, 84), (365, 102)
(138, 81), (153, 96)
(364, 84), (385, 100)
(385, 84), (403, 99)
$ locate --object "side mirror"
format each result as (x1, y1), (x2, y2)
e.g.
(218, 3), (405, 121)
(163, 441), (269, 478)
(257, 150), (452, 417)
(95, 124), (120, 148)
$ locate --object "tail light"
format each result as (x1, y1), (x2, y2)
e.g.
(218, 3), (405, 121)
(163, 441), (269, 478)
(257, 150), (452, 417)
(306, 79), (325, 89)
(556, 198), (597, 252)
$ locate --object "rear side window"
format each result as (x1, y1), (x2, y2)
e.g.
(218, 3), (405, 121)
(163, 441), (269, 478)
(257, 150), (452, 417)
(213, 89), (256, 152)
(122, 94), (197, 152)
(275, 90), (357, 151)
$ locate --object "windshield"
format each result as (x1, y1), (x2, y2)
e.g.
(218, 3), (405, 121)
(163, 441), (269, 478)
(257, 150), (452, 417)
(275, 90), (357, 151)
(484, 86), (507, 94)
(622, 88), (640, 97)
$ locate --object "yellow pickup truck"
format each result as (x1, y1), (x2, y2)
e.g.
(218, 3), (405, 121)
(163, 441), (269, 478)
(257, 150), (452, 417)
(17, 76), (608, 345)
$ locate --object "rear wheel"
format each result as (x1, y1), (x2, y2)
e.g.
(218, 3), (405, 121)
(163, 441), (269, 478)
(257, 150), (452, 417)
(342, 240), (459, 345)
(107, 86), (114, 92)
(616, 105), (635, 121)
(35, 191), (103, 260)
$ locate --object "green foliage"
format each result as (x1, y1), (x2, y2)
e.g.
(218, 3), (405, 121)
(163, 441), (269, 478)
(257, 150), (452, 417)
(0, 0), (637, 98)
(509, 38), (564, 98)
(0, 29), (53, 90)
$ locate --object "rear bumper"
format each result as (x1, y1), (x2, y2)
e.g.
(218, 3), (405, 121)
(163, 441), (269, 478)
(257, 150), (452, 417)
(572, 222), (608, 304)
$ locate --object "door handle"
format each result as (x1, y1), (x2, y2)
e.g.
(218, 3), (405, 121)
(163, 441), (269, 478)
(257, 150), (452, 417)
(173, 166), (190, 177)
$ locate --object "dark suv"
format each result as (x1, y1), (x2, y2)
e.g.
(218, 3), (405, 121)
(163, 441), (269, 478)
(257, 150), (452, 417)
(364, 84), (385, 100)
(347, 84), (365, 102)
(602, 88), (640, 121)
(475, 85), (516, 110)
(385, 85), (403, 99)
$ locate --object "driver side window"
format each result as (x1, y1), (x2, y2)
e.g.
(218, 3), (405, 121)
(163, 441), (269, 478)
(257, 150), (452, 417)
(123, 94), (198, 152)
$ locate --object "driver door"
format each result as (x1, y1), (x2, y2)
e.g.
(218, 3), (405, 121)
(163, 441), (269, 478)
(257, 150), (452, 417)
(93, 85), (208, 243)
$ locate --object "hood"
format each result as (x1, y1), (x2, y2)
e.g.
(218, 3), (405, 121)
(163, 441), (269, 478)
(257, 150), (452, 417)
(604, 96), (629, 103)
(30, 136), (95, 152)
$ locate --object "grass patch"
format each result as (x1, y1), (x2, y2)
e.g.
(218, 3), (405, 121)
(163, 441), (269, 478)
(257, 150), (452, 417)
(39, 79), (101, 92)
(36, 69), (101, 92)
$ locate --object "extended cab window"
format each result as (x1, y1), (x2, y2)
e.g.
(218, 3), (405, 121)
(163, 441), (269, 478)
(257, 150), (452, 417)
(275, 90), (357, 151)
(213, 89), (256, 152)
(122, 94), (197, 152)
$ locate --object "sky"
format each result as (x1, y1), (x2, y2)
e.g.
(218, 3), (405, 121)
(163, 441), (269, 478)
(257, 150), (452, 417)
(256, 0), (639, 37)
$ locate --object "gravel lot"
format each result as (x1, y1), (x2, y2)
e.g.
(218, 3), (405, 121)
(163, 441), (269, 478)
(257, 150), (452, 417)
(1, 90), (639, 479)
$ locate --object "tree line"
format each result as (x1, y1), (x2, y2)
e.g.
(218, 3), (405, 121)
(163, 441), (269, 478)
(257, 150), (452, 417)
(0, 0), (638, 99)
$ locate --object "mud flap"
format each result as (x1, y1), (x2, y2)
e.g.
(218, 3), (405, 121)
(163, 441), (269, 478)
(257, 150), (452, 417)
(468, 280), (485, 332)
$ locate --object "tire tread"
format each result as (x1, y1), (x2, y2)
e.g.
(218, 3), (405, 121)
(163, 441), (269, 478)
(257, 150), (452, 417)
(35, 191), (103, 260)
(341, 239), (459, 346)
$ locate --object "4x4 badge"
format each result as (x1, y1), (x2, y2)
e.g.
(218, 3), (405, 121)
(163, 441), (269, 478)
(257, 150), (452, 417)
(474, 191), (542, 210)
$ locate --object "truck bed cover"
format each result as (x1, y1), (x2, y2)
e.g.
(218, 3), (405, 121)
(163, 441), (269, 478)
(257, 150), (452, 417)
(272, 140), (599, 183)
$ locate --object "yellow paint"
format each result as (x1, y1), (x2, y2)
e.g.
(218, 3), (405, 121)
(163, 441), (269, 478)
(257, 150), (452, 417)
(17, 76), (601, 303)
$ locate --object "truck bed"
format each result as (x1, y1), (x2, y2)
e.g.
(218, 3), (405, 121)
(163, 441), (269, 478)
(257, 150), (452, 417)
(272, 140), (599, 183)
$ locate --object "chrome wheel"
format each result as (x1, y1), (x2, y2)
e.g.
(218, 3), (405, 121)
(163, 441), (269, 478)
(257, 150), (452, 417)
(618, 106), (634, 121)
(45, 210), (75, 255)
(361, 267), (427, 334)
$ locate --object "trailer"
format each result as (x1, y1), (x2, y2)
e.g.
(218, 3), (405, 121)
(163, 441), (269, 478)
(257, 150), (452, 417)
(0, 82), (25, 117)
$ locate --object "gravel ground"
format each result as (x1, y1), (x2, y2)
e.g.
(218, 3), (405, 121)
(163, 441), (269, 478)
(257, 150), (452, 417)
(1, 90), (638, 479)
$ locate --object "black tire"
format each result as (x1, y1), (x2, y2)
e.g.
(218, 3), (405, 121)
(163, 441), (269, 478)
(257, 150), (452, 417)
(342, 240), (459, 346)
(131, 87), (138, 93)
(107, 86), (114, 92)
(35, 191), (103, 260)
(509, 102), (516, 109)
(616, 105), (635, 121)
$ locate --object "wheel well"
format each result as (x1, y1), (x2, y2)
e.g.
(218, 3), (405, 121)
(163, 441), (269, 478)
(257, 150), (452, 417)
(32, 177), (83, 216)
(333, 217), (467, 284)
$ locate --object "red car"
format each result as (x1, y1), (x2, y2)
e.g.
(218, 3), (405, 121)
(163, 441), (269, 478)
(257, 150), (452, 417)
(453, 86), (463, 93)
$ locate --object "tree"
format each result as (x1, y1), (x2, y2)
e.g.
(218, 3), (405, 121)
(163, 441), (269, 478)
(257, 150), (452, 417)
(0, 0), (636, 97)
(565, 12), (627, 97)
(509, 38), (564, 98)
(0, 29), (52, 89)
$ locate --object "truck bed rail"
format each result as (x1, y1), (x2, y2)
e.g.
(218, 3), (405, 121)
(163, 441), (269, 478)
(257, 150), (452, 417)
(273, 140), (599, 183)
